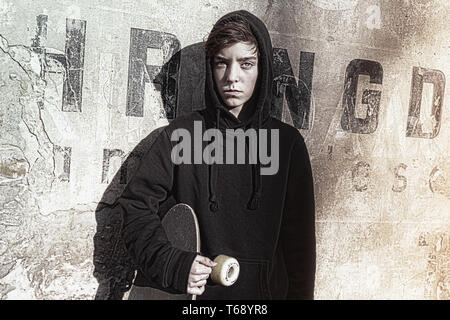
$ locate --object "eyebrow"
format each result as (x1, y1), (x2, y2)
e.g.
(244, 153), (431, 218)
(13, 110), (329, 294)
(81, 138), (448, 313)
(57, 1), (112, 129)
(215, 55), (258, 62)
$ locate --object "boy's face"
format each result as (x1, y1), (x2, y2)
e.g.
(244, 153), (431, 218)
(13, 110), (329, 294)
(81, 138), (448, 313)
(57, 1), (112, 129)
(213, 42), (259, 115)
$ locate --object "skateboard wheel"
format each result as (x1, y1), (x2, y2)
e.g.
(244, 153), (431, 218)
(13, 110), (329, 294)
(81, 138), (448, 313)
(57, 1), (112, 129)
(210, 255), (240, 286)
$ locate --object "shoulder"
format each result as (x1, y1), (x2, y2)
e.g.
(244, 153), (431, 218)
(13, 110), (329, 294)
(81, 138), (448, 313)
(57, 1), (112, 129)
(268, 116), (305, 146)
(268, 118), (312, 166)
(162, 111), (204, 134)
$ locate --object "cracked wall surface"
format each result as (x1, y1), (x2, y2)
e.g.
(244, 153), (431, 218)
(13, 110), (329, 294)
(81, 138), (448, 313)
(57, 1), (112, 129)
(0, 0), (449, 299)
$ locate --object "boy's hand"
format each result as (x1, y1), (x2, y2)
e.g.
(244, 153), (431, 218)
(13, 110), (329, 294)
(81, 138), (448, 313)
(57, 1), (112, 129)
(187, 255), (217, 296)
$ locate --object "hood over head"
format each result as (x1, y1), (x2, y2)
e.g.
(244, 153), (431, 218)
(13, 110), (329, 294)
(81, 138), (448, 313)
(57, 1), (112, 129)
(202, 10), (274, 212)
(204, 10), (274, 130)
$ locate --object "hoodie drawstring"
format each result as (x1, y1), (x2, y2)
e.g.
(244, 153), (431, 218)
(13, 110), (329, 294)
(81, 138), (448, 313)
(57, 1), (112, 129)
(208, 108), (263, 212)
(247, 108), (262, 210)
(208, 109), (220, 212)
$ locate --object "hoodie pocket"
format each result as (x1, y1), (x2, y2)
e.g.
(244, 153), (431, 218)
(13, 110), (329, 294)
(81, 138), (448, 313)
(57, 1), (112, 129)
(203, 258), (271, 300)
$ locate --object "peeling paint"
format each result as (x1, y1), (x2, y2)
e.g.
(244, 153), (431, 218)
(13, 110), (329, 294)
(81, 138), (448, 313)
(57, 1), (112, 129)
(424, 233), (449, 300)
(429, 163), (450, 199)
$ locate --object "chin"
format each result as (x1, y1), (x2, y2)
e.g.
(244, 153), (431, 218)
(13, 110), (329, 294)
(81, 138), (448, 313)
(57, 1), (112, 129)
(225, 102), (241, 108)
(223, 98), (246, 108)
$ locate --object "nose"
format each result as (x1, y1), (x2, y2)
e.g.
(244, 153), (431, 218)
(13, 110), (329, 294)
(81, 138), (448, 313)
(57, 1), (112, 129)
(226, 62), (240, 83)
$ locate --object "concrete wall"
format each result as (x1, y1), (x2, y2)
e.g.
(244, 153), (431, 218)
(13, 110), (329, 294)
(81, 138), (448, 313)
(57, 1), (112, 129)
(0, 0), (448, 299)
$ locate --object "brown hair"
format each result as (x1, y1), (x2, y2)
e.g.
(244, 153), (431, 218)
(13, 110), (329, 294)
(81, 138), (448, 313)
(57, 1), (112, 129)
(204, 18), (258, 57)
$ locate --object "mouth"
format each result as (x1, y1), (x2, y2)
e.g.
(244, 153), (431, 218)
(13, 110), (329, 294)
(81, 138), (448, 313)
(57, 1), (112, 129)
(224, 89), (242, 94)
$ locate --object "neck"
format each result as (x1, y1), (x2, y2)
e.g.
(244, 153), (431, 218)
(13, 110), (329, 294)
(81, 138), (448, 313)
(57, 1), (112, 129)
(236, 101), (256, 122)
(228, 105), (243, 119)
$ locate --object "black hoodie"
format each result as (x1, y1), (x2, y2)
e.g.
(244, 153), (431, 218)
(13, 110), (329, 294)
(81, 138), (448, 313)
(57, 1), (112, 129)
(117, 10), (316, 299)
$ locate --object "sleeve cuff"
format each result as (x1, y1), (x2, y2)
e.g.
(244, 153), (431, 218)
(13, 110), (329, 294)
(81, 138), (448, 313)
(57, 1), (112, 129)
(167, 249), (198, 293)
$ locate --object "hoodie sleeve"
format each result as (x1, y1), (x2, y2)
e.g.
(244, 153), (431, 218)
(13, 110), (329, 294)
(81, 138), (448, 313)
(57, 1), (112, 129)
(280, 134), (316, 299)
(115, 128), (197, 294)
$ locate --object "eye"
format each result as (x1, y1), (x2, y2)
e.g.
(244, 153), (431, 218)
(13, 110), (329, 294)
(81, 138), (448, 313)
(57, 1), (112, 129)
(215, 61), (227, 68)
(241, 62), (254, 69)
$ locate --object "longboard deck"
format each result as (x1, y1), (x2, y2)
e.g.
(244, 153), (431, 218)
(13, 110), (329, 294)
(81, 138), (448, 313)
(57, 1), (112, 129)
(128, 203), (200, 300)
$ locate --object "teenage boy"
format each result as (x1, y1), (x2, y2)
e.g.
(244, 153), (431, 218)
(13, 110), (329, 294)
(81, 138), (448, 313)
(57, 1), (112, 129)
(117, 10), (316, 299)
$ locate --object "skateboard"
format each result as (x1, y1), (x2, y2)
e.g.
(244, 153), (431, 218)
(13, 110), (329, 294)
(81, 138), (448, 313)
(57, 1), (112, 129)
(134, 203), (200, 300)
(129, 203), (239, 300)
